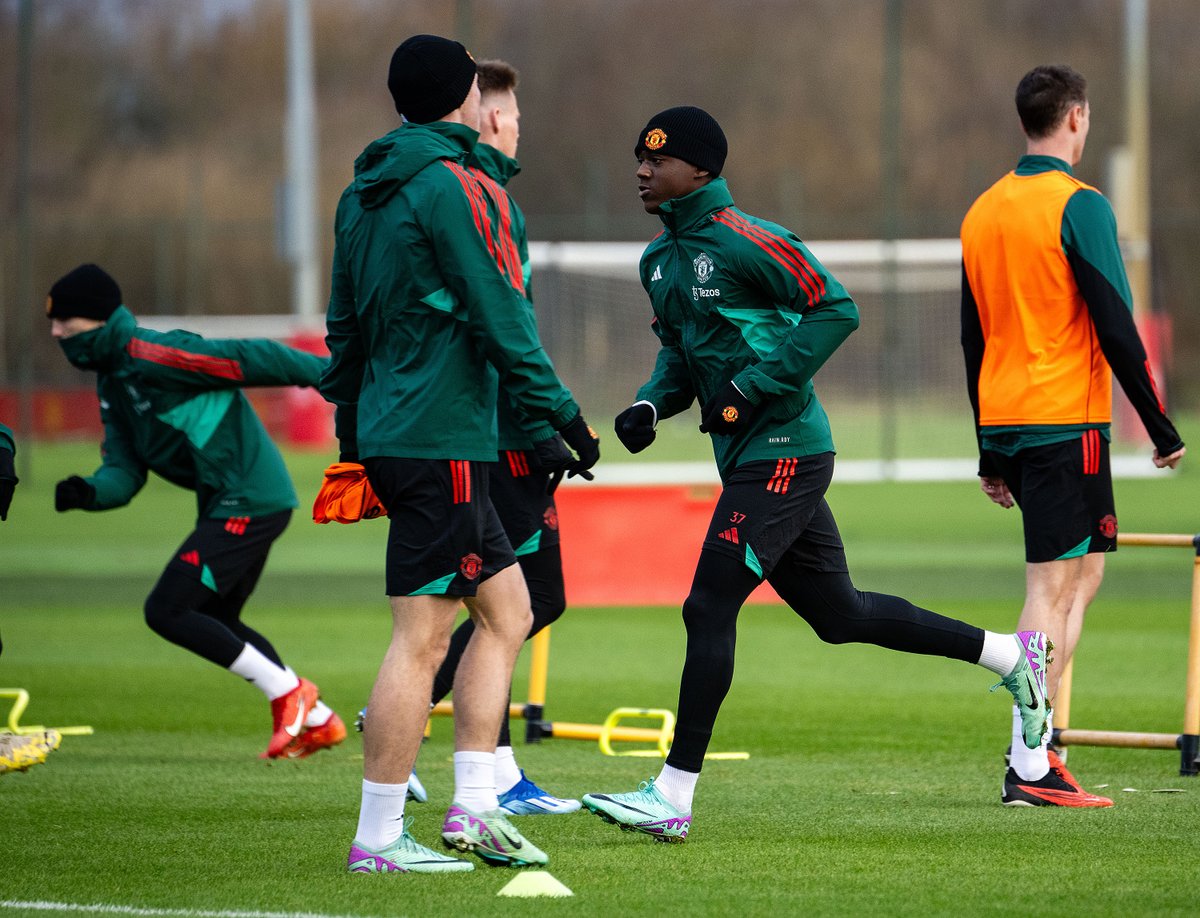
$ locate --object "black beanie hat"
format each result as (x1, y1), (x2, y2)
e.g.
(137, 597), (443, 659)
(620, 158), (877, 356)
(387, 34), (477, 124)
(634, 106), (728, 176)
(46, 264), (122, 321)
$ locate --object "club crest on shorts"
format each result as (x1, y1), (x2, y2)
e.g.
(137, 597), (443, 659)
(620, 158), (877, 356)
(694, 252), (714, 284)
(543, 506), (559, 531)
(644, 128), (667, 150)
(1098, 514), (1118, 538)
(460, 553), (483, 579)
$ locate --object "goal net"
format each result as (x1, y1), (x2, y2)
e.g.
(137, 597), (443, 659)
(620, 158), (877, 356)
(530, 239), (974, 474)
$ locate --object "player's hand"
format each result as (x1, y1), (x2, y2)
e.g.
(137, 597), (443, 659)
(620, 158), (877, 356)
(614, 402), (657, 454)
(528, 435), (575, 494)
(0, 446), (17, 521)
(557, 413), (600, 480)
(1153, 445), (1186, 470)
(699, 381), (756, 434)
(980, 475), (1013, 508)
(529, 434), (573, 474)
(54, 475), (95, 512)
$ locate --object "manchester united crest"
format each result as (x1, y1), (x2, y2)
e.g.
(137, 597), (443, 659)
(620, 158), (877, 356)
(1098, 514), (1118, 539)
(694, 252), (714, 284)
(644, 127), (667, 150)
(460, 553), (483, 579)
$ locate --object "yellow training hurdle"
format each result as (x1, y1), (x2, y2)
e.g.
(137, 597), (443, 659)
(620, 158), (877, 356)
(1, 688), (94, 736)
(428, 625), (747, 759)
(1052, 532), (1200, 776)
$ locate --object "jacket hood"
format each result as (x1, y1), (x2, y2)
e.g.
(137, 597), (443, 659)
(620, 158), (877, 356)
(657, 177), (734, 234)
(57, 305), (137, 372)
(353, 121), (478, 210)
(469, 142), (521, 186)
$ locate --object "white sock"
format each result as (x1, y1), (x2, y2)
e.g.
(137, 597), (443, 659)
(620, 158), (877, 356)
(228, 645), (299, 700)
(494, 745), (522, 795)
(306, 701), (333, 728)
(1010, 705), (1050, 781)
(453, 751), (499, 812)
(977, 631), (1022, 677)
(355, 779), (408, 850)
(654, 764), (697, 812)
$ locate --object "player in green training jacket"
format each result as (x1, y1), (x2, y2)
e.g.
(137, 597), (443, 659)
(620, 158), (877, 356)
(413, 59), (582, 816)
(321, 35), (599, 875)
(0, 421), (16, 522)
(582, 106), (1053, 842)
(47, 263), (344, 761)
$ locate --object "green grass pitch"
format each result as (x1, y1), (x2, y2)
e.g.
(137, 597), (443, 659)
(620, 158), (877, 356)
(3, 444), (1200, 916)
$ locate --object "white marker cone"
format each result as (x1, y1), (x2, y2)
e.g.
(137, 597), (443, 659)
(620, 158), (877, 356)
(497, 871), (574, 898)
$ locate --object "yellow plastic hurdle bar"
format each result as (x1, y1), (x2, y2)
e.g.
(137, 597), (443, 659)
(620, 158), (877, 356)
(1052, 532), (1200, 776)
(1, 688), (94, 736)
(427, 627), (748, 759)
(430, 627), (667, 747)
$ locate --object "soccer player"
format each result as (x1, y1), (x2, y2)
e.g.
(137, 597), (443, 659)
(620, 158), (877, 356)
(0, 421), (16, 522)
(47, 263), (345, 762)
(961, 65), (1185, 807)
(582, 106), (1049, 842)
(421, 58), (580, 815)
(321, 35), (599, 873)
(0, 423), (53, 777)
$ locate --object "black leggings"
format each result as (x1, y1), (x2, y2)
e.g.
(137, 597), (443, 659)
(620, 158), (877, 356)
(143, 561), (282, 670)
(667, 549), (984, 773)
(431, 544), (567, 746)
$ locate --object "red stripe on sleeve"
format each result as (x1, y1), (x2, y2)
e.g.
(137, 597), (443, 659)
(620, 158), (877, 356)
(445, 161), (521, 293)
(127, 338), (244, 381)
(725, 209), (825, 303)
(443, 162), (485, 236)
(712, 209), (824, 307)
(471, 168), (526, 296)
(1145, 360), (1167, 414)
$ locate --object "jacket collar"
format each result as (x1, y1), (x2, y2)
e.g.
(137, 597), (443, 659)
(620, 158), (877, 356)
(1015, 154), (1073, 177)
(469, 142), (521, 186)
(353, 121), (479, 209)
(657, 177), (735, 234)
(57, 306), (137, 372)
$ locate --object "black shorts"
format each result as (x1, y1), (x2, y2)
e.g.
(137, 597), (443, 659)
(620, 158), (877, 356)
(163, 509), (292, 596)
(702, 455), (848, 579)
(490, 449), (561, 557)
(364, 457), (517, 597)
(985, 430), (1117, 563)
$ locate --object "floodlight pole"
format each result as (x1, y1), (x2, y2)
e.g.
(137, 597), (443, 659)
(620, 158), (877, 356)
(878, 0), (904, 477)
(1124, 0), (1150, 324)
(285, 0), (320, 323)
(15, 0), (35, 478)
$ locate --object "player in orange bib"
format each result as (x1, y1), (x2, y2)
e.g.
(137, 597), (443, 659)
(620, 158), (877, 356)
(961, 65), (1185, 807)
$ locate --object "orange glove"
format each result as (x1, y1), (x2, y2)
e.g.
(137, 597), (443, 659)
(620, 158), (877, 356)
(312, 462), (387, 524)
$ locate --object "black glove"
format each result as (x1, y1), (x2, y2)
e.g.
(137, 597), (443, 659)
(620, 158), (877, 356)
(528, 434), (575, 494)
(557, 412), (600, 481)
(614, 402), (657, 454)
(698, 380), (757, 435)
(55, 475), (95, 512)
(0, 447), (16, 522)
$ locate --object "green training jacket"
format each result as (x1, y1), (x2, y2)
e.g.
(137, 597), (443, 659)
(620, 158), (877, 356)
(468, 142), (556, 451)
(58, 306), (326, 519)
(321, 121), (578, 462)
(0, 422), (13, 455)
(635, 178), (860, 481)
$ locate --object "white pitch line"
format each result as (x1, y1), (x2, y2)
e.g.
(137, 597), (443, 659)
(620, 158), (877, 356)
(0, 902), (386, 918)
